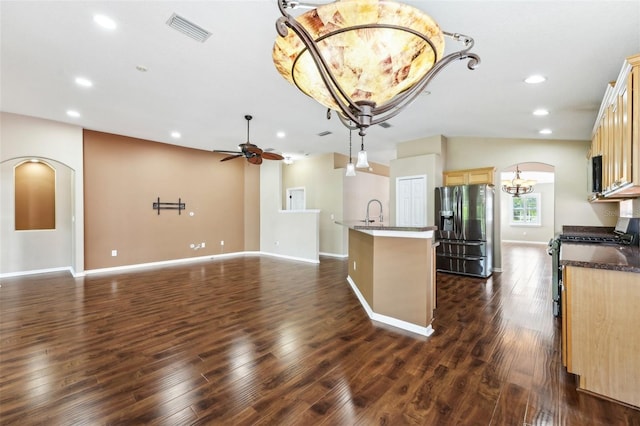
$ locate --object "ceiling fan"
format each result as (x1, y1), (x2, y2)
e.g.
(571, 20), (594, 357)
(213, 115), (284, 165)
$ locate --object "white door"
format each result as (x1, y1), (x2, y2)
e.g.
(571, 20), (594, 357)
(286, 187), (305, 210)
(396, 175), (426, 226)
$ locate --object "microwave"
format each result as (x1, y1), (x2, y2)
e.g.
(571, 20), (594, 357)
(589, 155), (603, 194)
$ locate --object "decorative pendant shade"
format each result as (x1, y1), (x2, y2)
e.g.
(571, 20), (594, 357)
(273, 0), (480, 135)
(355, 135), (369, 168)
(502, 165), (536, 197)
(346, 125), (356, 176)
(346, 162), (356, 176)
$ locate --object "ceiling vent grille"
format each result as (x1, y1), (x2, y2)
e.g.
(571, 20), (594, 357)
(318, 131), (332, 137)
(166, 13), (212, 43)
(378, 122), (392, 128)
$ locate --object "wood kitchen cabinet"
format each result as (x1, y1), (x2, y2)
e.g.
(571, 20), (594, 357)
(590, 53), (640, 199)
(562, 265), (640, 408)
(443, 166), (495, 186)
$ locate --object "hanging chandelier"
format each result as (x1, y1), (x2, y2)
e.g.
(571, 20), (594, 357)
(272, 0), (480, 136)
(502, 165), (536, 197)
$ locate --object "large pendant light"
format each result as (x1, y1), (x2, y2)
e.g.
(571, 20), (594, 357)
(272, 0), (480, 136)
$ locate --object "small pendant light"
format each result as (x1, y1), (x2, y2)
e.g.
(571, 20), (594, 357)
(346, 125), (356, 176)
(355, 134), (369, 168)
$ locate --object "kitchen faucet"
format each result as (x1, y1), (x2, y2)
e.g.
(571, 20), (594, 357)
(365, 199), (383, 225)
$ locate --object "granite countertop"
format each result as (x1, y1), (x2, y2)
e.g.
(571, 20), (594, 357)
(561, 225), (615, 237)
(335, 220), (437, 232)
(560, 242), (640, 273)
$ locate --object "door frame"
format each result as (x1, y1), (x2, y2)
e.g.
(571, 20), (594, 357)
(395, 174), (427, 227)
(286, 186), (306, 210)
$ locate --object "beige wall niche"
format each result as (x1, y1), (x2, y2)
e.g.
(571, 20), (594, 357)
(14, 160), (56, 230)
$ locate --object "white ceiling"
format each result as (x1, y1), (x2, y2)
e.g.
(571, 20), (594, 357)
(1, 1), (639, 165)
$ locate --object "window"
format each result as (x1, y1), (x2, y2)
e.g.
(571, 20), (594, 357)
(510, 193), (540, 226)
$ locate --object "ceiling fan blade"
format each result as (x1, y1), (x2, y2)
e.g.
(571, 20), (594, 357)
(262, 152), (284, 161)
(220, 154), (243, 162)
(248, 155), (263, 165)
(214, 149), (242, 155)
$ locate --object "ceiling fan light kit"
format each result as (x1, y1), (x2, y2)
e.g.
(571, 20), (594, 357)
(213, 115), (284, 165)
(272, 0), (480, 136)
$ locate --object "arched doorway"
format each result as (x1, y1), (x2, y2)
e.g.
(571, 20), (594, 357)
(499, 162), (555, 244)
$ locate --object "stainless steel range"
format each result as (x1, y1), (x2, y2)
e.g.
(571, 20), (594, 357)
(547, 217), (639, 317)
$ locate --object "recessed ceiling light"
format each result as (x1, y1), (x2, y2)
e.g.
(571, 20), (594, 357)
(539, 128), (552, 135)
(276, 131), (286, 138)
(75, 77), (93, 87)
(171, 131), (181, 138)
(533, 109), (549, 116)
(93, 14), (117, 30)
(525, 75), (547, 84)
(66, 110), (80, 118)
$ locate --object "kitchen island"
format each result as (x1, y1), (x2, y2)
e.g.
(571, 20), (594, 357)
(560, 242), (640, 408)
(337, 221), (438, 336)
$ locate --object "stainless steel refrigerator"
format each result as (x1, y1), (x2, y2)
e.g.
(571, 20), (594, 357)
(434, 184), (494, 278)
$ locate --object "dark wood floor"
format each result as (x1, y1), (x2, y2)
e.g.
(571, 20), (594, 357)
(1, 243), (639, 425)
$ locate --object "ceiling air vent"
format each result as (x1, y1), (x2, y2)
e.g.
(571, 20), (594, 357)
(378, 122), (392, 129)
(318, 131), (332, 137)
(166, 13), (212, 43)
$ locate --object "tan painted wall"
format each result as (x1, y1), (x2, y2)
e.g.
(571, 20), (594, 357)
(348, 229), (374, 306)
(444, 137), (617, 230)
(83, 130), (257, 270)
(282, 153), (390, 256)
(373, 236), (431, 327)
(244, 163), (260, 251)
(281, 153), (344, 255)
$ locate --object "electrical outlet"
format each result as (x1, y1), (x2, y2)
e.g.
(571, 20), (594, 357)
(111, 250), (117, 257)
(220, 240), (224, 246)
(201, 242), (206, 248)
(330, 213), (334, 220)
(353, 261), (356, 271)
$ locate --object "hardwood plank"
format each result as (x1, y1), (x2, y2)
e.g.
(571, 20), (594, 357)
(1, 245), (639, 425)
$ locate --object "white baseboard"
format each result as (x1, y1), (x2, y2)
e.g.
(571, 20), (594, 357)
(319, 252), (348, 259)
(0, 266), (74, 279)
(258, 251), (320, 264)
(83, 252), (249, 275)
(3, 251), (323, 278)
(501, 240), (548, 245)
(346, 276), (434, 337)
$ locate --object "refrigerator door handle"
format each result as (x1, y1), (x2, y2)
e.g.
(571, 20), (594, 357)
(456, 187), (463, 239)
(452, 186), (457, 236)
